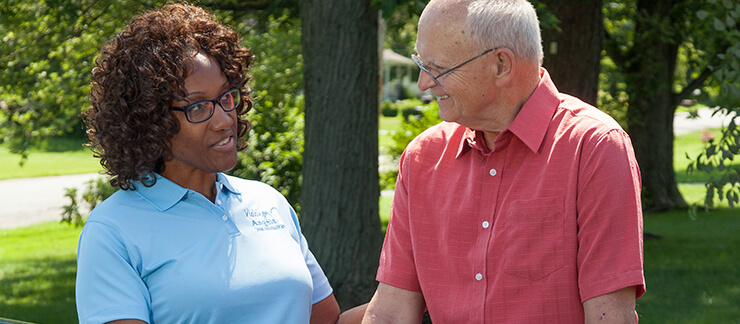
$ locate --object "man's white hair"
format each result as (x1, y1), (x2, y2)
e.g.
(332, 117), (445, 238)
(465, 0), (543, 65)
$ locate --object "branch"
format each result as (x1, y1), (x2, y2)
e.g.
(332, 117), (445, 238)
(672, 42), (731, 107)
(672, 65), (714, 107)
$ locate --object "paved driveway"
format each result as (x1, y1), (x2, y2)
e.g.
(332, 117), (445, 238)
(0, 173), (100, 229)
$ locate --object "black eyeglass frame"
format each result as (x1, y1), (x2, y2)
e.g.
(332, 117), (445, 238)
(171, 88), (241, 123)
(411, 48), (498, 87)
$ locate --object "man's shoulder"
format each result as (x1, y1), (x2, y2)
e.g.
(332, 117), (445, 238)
(407, 122), (467, 151)
(556, 94), (624, 134)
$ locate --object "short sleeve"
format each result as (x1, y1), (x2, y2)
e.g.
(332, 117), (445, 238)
(576, 129), (646, 302)
(376, 148), (422, 292)
(285, 202), (333, 304)
(76, 221), (151, 324)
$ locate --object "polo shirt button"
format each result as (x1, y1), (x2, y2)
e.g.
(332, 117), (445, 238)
(221, 215), (228, 221)
(482, 221), (490, 228)
(216, 199), (222, 205)
(489, 168), (497, 176)
(475, 273), (483, 281)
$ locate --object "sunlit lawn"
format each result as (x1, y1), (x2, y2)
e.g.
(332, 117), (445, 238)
(0, 222), (81, 323)
(0, 137), (101, 180)
(379, 115), (403, 149)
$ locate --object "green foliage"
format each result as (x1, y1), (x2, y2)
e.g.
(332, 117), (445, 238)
(602, 0), (740, 208)
(381, 100), (398, 117)
(687, 117), (740, 209)
(61, 176), (118, 226)
(0, 0), (166, 160)
(598, 57), (630, 128)
(228, 15), (305, 209)
(395, 98), (424, 121)
(380, 100), (441, 189)
(680, 0), (740, 208)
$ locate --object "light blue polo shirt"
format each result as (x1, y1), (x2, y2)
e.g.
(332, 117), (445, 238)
(76, 173), (332, 324)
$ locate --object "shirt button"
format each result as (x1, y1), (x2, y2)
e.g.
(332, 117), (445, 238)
(475, 273), (483, 281)
(482, 221), (490, 228)
(221, 215), (228, 221)
(489, 168), (497, 176)
(216, 199), (222, 205)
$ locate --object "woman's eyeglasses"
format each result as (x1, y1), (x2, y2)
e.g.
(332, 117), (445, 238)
(171, 88), (241, 123)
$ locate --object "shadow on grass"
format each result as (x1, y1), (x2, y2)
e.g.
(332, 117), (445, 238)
(639, 208), (740, 323)
(0, 257), (77, 323)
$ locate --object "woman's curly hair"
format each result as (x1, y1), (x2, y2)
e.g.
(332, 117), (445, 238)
(84, 4), (253, 190)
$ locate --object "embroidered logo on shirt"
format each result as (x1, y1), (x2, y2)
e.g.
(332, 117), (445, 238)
(244, 207), (286, 231)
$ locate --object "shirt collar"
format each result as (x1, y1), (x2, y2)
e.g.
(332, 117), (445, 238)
(457, 68), (561, 157)
(215, 173), (240, 195)
(133, 172), (240, 211)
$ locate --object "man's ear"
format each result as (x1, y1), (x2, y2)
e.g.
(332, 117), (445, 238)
(492, 48), (516, 87)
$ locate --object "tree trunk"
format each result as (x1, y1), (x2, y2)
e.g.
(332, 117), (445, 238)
(624, 0), (687, 211)
(540, 0), (603, 106)
(300, 0), (383, 309)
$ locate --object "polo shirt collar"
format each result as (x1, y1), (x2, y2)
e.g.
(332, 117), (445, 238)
(134, 173), (241, 211)
(215, 173), (240, 195)
(457, 68), (560, 157)
(133, 173), (188, 212)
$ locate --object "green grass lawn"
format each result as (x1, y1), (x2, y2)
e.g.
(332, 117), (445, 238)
(0, 137), (101, 180)
(0, 222), (81, 323)
(639, 208), (740, 323)
(379, 115), (403, 149)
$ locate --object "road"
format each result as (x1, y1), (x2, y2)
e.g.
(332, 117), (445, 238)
(0, 173), (100, 229)
(0, 108), (736, 229)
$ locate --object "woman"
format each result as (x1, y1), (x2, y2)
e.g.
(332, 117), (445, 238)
(76, 4), (350, 323)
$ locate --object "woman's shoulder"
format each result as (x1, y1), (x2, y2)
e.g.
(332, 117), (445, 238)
(221, 174), (280, 194)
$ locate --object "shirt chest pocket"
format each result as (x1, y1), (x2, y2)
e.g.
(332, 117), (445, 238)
(502, 197), (565, 281)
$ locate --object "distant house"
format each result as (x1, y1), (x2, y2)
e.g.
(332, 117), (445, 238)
(382, 49), (422, 101)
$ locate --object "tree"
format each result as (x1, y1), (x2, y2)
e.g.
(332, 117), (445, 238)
(230, 15), (306, 209)
(0, 0), (299, 160)
(0, 0), (148, 159)
(604, 0), (740, 211)
(300, 0), (383, 309)
(540, 0), (603, 105)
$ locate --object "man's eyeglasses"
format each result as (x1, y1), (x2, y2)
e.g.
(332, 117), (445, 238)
(171, 88), (241, 123)
(411, 48), (497, 87)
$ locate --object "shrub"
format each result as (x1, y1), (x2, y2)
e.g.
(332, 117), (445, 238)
(380, 101), (442, 189)
(62, 176), (118, 226)
(395, 98), (424, 121)
(229, 15), (305, 210)
(381, 100), (398, 117)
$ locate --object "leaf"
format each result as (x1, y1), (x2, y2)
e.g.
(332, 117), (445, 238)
(726, 16), (737, 29)
(696, 10), (710, 20)
(713, 17), (727, 31)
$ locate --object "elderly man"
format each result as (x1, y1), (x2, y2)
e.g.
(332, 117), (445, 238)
(363, 0), (645, 323)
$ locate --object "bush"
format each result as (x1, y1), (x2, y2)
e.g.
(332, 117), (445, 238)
(395, 98), (424, 121)
(228, 15), (305, 211)
(62, 176), (118, 226)
(381, 100), (398, 117)
(380, 101), (442, 190)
